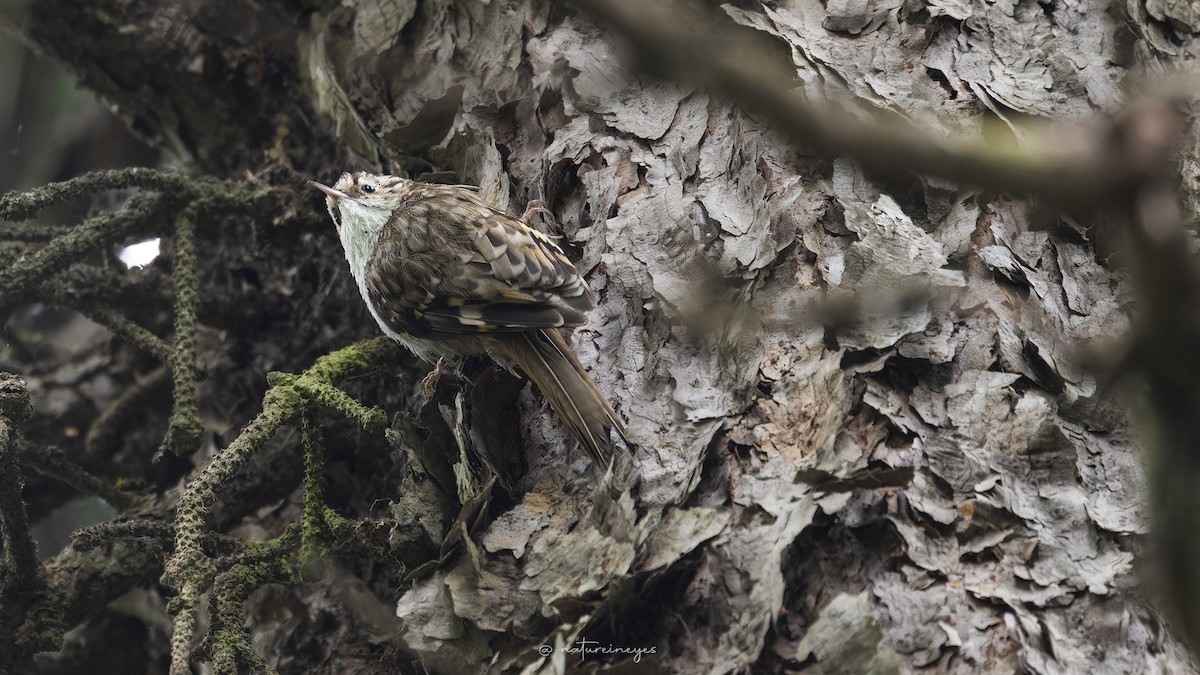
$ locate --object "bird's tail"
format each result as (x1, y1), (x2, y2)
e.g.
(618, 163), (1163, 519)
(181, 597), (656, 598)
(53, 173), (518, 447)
(490, 329), (629, 469)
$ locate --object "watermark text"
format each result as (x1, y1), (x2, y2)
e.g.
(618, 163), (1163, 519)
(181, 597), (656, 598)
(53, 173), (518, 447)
(539, 638), (657, 663)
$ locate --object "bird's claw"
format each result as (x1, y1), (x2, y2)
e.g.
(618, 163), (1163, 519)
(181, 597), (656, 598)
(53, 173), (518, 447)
(519, 199), (555, 228)
(421, 356), (449, 398)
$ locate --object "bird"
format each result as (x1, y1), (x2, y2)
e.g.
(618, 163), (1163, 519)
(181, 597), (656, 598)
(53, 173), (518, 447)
(309, 171), (629, 469)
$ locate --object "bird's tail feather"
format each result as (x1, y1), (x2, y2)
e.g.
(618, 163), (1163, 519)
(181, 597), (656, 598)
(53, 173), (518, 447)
(493, 330), (629, 468)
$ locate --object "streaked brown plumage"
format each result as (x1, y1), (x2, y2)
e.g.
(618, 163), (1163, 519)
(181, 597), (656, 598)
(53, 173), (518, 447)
(310, 171), (628, 468)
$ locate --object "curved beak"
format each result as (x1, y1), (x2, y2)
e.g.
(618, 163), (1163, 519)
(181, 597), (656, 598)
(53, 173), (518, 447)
(309, 180), (349, 200)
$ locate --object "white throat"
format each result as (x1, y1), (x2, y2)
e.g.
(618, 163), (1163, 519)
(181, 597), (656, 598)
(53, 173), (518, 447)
(334, 198), (392, 284)
(331, 196), (444, 361)
(332, 198), (406, 347)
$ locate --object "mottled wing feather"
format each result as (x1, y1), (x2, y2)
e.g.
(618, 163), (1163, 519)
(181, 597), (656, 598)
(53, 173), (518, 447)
(365, 186), (595, 337)
(364, 233), (443, 336)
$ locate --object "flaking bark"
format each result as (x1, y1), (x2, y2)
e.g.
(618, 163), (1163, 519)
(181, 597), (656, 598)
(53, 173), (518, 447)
(4, 0), (1199, 673)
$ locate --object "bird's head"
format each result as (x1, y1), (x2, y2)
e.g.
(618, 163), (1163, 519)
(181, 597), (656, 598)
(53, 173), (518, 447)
(309, 171), (409, 239)
(310, 171), (413, 277)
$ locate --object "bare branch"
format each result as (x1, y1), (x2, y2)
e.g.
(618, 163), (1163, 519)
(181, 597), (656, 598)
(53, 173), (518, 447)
(85, 367), (170, 457)
(17, 443), (140, 510)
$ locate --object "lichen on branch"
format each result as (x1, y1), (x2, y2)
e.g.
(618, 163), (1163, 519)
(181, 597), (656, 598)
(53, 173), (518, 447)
(161, 205), (204, 456)
(162, 337), (399, 675)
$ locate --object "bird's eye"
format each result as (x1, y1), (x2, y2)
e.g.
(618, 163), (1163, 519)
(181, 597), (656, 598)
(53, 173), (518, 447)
(361, 183), (376, 194)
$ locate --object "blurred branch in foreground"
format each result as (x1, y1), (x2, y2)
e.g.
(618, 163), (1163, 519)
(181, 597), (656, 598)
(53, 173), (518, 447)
(572, 0), (1176, 212)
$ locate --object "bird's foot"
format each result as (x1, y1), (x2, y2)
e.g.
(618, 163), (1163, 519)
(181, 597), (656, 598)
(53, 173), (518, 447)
(519, 199), (555, 229)
(421, 356), (449, 398)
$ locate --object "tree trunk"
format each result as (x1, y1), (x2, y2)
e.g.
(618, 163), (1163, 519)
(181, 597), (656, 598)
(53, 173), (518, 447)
(2, 0), (1197, 673)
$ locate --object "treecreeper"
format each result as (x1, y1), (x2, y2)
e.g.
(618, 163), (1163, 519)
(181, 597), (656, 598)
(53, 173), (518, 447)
(310, 172), (630, 471)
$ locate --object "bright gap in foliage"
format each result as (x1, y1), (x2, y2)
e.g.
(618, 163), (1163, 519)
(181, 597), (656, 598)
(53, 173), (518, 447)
(119, 238), (160, 269)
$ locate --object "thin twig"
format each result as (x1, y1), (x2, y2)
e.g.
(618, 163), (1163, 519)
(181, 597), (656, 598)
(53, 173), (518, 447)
(17, 443), (139, 510)
(67, 303), (173, 360)
(85, 366), (170, 457)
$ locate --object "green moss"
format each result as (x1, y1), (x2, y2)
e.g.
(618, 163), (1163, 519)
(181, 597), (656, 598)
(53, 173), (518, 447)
(261, 385), (304, 418)
(164, 337), (404, 672)
(294, 380), (388, 434)
(321, 507), (356, 540)
(301, 410), (327, 562)
(265, 372), (298, 387)
(304, 337), (397, 383)
(162, 206), (203, 456)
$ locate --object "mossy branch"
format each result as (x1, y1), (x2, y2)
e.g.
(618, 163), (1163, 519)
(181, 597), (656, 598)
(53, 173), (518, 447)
(52, 299), (174, 360)
(206, 526), (299, 675)
(91, 307), (175, 359)
(3, 169), (301, 458)
(0, 373), (38, 589)
(163, 337), (399, 675)
(0, 191), (173, 310)
(43, 263), (170, 315)
(0, 168), (188, 222)
(165, 338), (397, 589)
(72, 519), (177, 549)
(72, 518), (242, 559)
(0, 221), (75, 241)
(301, 408), (327, 562)
(294, 379), (389, 433)
(297, 408), (362, 561)
(0, 373), (59, 669)
(162, 205), (204, 456)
